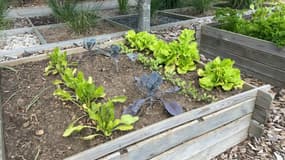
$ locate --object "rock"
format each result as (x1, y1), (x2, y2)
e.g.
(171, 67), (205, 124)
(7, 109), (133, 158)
(22, 121), (30, 128)
(35, 129), (44, 136)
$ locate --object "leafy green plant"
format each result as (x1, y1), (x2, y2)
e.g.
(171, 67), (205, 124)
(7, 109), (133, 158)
(44, 48), (69, 76)
(45, 47), (138, 139)
(48, 0), (99, 34)
(215, 5), (285, 47)
(0, 0), (10, 30)
(117, 0), (129, 14)
(165, 75), (215, 102)
(190, 0), (212, 14)
(151, 0), (181, 16)
(64, 98), (139, 138)
(125, 29), (200, 74)
(228, 0), (253, 9)
(197, 57), (244, 91)
(54, 68), (105, 107)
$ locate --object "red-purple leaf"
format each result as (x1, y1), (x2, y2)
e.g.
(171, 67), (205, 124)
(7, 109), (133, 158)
(162, 100), (184, 116)
(123, 98), (147, 115)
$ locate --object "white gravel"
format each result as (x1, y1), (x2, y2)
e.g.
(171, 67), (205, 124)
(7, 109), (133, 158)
(0, 32), (41, 50)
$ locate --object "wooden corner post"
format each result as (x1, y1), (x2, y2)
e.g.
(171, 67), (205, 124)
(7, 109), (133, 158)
(138, 0), (151, 31)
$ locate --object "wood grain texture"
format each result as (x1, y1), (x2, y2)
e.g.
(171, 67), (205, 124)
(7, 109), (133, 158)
(200, 24), (285, 87)
(123, 99), (255, 160)
(249, 120), (264, 138)
(151, 114), (251, 160)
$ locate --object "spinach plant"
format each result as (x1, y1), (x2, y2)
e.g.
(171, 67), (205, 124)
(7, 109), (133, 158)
(45, 47), (139, 139)
(64, 97), (138, 138)
(197, 57), (244, 91)
(54, 68), (105, 107)
(123, 72), (183, 116)
(44, 47), (76, 76)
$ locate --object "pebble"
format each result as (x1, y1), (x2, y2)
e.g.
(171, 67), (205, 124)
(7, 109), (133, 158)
(35, 129), (44, 136)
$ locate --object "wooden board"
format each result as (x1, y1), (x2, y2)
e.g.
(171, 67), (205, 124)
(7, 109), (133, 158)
(151, 114), (251, 160)
(123, 99), (255, 160)
(200, 25), (285, 87)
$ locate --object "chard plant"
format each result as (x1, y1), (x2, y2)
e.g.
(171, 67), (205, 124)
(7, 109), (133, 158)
(44, 47), (77, 76)
(64, 98), (138, 138)
(197, 57), (244, 91)
(123, 72), (183, 116)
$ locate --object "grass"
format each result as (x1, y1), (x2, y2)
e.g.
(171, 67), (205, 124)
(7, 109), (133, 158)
(48, 0), (99, 34)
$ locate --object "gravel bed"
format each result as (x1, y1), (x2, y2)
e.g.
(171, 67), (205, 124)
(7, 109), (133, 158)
(0, 33), (41, 50)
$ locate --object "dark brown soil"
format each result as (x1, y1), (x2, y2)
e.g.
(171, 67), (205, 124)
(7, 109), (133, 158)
(38, 20), (127, 43)
(1, 51), (244, 160)
(6, 18), (32, 29)
(29, 15), (60, 26)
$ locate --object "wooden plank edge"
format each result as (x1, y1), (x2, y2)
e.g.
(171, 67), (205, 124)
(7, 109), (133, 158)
(123, 99), (255, 160)
(0, 72), (6, 160)
(0, 38), (124, 67)
(151, 114), (251, 160)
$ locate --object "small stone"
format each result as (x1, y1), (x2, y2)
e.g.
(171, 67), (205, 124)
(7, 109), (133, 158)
(22, 121), (30, 128)
(35, 129), (44, 136)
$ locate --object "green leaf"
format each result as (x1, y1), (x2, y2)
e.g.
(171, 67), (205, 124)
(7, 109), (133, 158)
(53, 79), (63, 85)
(80, 134), (99, 140)
(53, 88), (73, 101)
(115, 124), (134, 131)
(111, 96), (127, 103)
(120, 114), (139, 125)
(63, 123), (88, 137)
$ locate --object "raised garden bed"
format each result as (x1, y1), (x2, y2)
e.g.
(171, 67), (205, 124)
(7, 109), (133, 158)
(200, 24), (285, 87)
(109, 12), (192, 30)
(161, 7), (215, 18)
(37, 19), (127, 43)
(0, 42), (272, 160)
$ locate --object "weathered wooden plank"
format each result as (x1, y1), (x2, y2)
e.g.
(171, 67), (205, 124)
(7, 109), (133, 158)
(200, 48), (285, 87)
(249, 120), (264, 138)
(252, 106), (268, 124)
(64, 85), (270, 160)
(200, 43), (285, 81)
(124, 99), (255, 160)
(99, 152), (121, 160)
(201, 25), (285, 58)
(186, 129), (248, 160)
(151, 114), (251, 160)
(256, 90), (273, 110)
(201, 32), (285, 70)
(0, 73), (5, 160)
(0, 38), (124, 67)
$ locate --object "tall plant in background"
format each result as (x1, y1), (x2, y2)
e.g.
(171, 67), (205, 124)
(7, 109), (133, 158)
(191, 0), (212, 14)
(118, 0), (129, 14)
(48, 0), (99, 34)
(228, 0), (253, 9)
(0, 0), (9, 30)
(151, 0), (181, 16)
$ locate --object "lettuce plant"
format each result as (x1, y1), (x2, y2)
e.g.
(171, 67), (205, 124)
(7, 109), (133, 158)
(197, 57), (244, 91)
(123, 72), (183, 116)
(125, 29), (200, 75)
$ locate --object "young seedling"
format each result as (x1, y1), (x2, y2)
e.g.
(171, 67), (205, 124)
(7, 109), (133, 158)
(123, 72), (183, 116)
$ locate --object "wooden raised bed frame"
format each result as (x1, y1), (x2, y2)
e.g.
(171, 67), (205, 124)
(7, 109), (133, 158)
(0, 41), (273, 160)
(200, 24), (285, 87)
